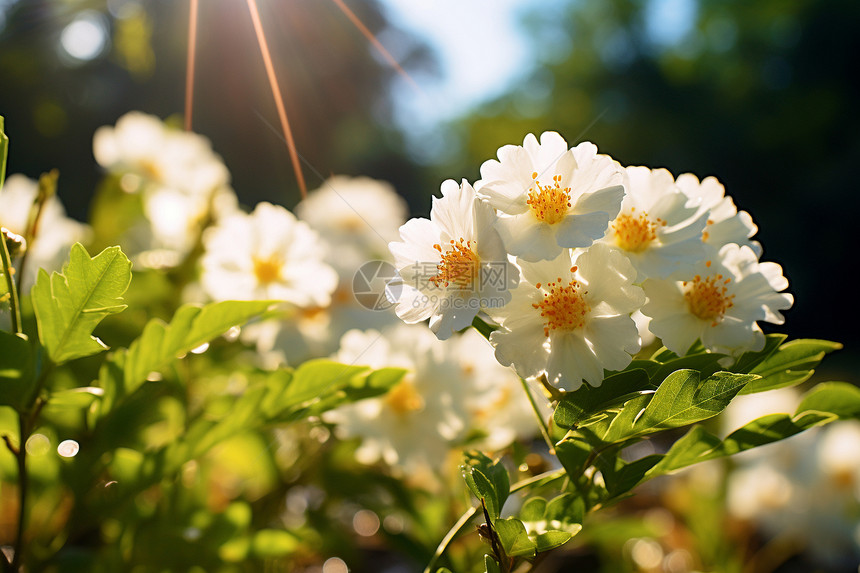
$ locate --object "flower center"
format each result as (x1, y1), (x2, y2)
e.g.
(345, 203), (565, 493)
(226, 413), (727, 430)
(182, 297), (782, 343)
(532, 272), (590, 337)
(386, 380), (424, 416)
(253, 256), (283, 285)
(612, 208), (665, 252)
(684, 265), (735, 326)
(526, 172), (571, 225)
(139, 159), (163, 183)
(430, 238), (480, 289)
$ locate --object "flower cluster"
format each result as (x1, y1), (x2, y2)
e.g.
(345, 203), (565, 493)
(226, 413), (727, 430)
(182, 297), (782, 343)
(93, 111), (237, 267)
(389, 131), (793, 390)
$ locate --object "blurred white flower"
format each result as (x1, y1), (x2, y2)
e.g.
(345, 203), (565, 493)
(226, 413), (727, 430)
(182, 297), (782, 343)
(477, 132), (624, 262)
(722, 391), (860, 567)
(94, 111), (229, 196)
(456, 328), (550, 452)
(601, 166), (707, 281)
(389, 179), (518, 340)
(642, 243), (793, 356)
(200, 202), (337, 305)
(675, 173), (761, 256)
(93, 111), (238, 266)
(0, 174), (89, 292)
(488, 243), (644, 390)
(296, 175), (408, 280)
(322, 324), (473, 473)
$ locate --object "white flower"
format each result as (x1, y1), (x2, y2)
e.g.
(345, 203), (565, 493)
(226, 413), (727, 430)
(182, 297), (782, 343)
(322, 324), (473, 473)
(477, 132), (624, 262)
(488, 243), (644, 390)
(295, 175), (408, 280)
(456, 328), (550, 451)
(200, 202), (338, 305)
(675, 173), (761, 256)
(94, 111), (229, 196)
(0, 174), (89, 292)
(388, 179), (518, 340)
(641, 243), (793, 356)
(93, 111), (238, 266)
(601, 166), (707, 280)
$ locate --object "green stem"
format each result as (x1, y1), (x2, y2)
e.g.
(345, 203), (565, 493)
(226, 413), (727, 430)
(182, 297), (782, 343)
(423, 469), (566, 573)
(9, 415), (28, 571)
(519, 377), (555, 454)
(1, 229), (22, 334)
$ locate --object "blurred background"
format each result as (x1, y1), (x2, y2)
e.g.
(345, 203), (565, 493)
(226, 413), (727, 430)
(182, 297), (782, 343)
(2, 2), (859, 572)
(0, 0), (857, 370)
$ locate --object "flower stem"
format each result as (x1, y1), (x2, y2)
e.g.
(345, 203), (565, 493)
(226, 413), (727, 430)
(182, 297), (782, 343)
(423, 469), (566, 573)
(519, 377), (555, 454)
(1, 228), (22, 335)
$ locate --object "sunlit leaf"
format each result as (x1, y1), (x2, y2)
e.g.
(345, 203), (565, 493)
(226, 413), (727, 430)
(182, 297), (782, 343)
(742, 338), (843, 394)
(462, 451), (509, 522)
(554, 369), (654, 429)
(32, 244), (131, 364)
(494, 517), (536, 557)
(122, 300), (274, 392)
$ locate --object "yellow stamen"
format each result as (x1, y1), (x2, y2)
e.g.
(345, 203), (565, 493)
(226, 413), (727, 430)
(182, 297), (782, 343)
(612, 208), (665, 252)
(532, 278), (590, 337)
(386, 380), (424, 415)
(430, 238), (479, 289)
(526, 173), (571, 225)
(253, 256), (283, 284)
(684, 268), (735, 326)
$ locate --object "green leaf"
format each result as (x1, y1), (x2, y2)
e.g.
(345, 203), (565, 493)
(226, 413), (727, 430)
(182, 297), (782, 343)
(462, 451), (510, 522)
(535, 530), (576, 552)
(494, 518), (536, 558)
(606, 370), (756, 441)
(545, 493), (585, 529)
(278, 359), (370, 410)
(32, 244), (131, 364)
(483, 555), (501, 573)
(122, 300), (273, 393)
(795, 381), (860, 419)
(45, 386), (104, 409)
(731, 333), (787, 373)
(742, 338), (843, 394)
(0, 331), (34, 410)
(554, 369), (654, 429)
(519, 497), (547, 523)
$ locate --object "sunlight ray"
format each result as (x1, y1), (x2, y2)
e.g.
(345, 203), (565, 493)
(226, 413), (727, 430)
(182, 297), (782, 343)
(245, 0), (307, 198)
(330, 0), (422, 95)
(184, 0), (199, 131)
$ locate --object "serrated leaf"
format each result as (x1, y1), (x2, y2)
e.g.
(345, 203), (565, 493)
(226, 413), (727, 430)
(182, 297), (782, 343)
(32, 244), (131, 364)
(494, 518), (536, 557)
(122, 300), (273, 392)
(0, 331), (34, 410)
